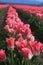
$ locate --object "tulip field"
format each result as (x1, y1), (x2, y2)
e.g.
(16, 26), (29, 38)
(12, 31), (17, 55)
(0, 4), (43, 65)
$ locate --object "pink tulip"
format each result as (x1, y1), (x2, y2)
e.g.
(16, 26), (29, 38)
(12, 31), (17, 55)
(4, 25), (9, 31)
(16, 39), (27, 50)
(6, 37), (15, 50)
(28, 41), (41, 55)
(5, 19), (14, 26)
(17, 33), (22, 38)
(21, 24), (31, 35)
(8, 28), (16, 35)
(0, 49), (6, 61)
(20, 48), (33, 59)
(40, 44), (43, 52)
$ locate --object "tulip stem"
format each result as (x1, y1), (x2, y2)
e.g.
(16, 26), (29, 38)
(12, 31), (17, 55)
(25, 59), (26, 65)
(5, 61), (7, 65)
(25, 59), (27, 65)
(26, 59), (29, 65)
(11, 50), (13, 65)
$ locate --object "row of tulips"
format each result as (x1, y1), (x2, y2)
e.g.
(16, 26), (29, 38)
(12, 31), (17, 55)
(27, 8), (43, 19)
(13, 5), (43, 19)
(0, 6), (43, 65)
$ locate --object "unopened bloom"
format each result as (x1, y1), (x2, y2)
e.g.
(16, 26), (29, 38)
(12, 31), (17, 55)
(0, 49), (6, 61)
(28, 41), (41, 55)
(16, 39), (27, 50)
(30, 35), (35, 41)
(27, 33), (35, 41)
(20, 48), (33, 59)
(6, 37), (15, 50)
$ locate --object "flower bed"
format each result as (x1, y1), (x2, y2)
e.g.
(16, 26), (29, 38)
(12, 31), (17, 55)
(0, 6), (43, 65)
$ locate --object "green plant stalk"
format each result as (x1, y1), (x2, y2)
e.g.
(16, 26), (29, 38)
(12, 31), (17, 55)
(25, 59), (26, 65)
(4, 61), (7, 65)
(11, 50), (13, 65)
(25, 59), (29, 65)
(26, 59), (31, 65)
(27, 59), (29, 65)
